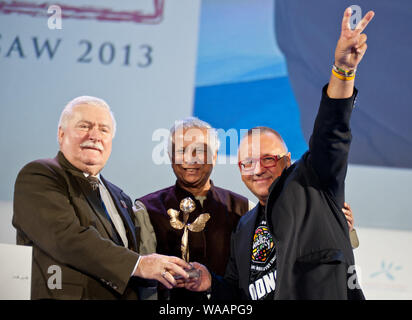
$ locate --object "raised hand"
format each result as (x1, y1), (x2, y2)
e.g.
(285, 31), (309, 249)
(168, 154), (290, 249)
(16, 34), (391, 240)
(133, 253), (190, 289)
(328, 7), (375, 98)
(334, 7), (375, 71)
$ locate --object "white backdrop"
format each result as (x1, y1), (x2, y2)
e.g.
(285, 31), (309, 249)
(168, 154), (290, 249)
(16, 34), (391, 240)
(0, 0), (201, 202)
(354, 227), (412, 300)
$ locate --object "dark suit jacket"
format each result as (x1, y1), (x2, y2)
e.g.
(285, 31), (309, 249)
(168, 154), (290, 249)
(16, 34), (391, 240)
(12, 152), (150, 299)
(212, 85), (364, 300)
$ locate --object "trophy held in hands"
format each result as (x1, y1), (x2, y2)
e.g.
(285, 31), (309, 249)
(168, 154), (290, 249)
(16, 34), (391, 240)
(167, 197), (210, 280)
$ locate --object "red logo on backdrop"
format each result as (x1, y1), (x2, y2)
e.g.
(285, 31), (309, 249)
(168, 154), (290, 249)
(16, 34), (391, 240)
(0, 0), (164, 24)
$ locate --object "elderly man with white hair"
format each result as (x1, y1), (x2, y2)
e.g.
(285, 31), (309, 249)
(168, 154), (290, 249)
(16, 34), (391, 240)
(135, 117), (250, 301)
(12, 96), (191, 300)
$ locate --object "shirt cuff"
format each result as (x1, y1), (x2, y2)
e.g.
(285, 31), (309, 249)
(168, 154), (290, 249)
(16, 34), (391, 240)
(131, 255), (142, 277)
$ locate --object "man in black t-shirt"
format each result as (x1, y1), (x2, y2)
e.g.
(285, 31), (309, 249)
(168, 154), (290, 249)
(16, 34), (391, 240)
(232, 126), (289, 300)
(248, 204), (276, 300)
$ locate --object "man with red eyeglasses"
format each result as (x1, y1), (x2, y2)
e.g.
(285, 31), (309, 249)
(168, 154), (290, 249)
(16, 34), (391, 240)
(235, 127), (358, 300)
(238, 127), (291, 207)
(185, 7), (373, 299)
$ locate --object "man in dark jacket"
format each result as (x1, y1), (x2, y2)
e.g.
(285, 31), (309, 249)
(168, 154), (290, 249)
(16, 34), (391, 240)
(185, 7), (374, 299)
(13, 96), (190, 299)
(135, 117), (250, 300)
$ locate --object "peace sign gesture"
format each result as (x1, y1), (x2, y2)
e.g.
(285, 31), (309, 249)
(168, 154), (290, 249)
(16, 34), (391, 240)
(334, 7), (375, 71)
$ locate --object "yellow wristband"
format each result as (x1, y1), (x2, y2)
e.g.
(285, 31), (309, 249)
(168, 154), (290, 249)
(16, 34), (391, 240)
(332, 68), (355, 81)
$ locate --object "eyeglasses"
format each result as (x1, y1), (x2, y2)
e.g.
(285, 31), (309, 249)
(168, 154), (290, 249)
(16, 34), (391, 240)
(238, 154), (287, 172)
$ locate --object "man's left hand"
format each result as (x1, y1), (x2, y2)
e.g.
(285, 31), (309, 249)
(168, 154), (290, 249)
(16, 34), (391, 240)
(342, 202), (354, 232)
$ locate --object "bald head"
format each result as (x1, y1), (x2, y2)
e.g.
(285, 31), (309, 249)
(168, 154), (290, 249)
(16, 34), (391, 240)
(238, 127), (288, 161)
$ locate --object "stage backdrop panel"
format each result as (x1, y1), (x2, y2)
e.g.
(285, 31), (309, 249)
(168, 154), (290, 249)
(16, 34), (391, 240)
(0, 0), (201, 202)
(355, 227), (412, 300)
(193, 0), (308, 160)
(275, 0), (412, 169)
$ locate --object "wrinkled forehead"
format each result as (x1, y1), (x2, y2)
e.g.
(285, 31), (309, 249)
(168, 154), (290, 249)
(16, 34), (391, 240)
(238, 132), (286, 160)
(172, 127), (211, 148)
(70, 104), (113, 126)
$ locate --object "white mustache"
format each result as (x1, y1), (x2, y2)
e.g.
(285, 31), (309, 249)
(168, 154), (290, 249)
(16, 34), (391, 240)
(80, 141), (104, 151)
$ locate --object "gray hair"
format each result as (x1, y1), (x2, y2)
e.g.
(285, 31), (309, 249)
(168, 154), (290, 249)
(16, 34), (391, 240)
(58, 95), (117, 138)
(168, 116), (220, 157)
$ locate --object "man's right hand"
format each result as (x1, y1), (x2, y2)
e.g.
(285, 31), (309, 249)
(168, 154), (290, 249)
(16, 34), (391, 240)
(183, 262), (212, 292)
(133, 253), (191, 289)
